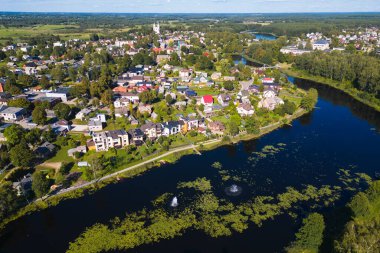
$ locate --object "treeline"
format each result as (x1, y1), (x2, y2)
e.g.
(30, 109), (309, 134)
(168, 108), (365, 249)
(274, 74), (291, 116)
(250, 13), (380, 37)
(334, 180), (380, 252)
(294, 52), (380, 100)
(245, 37), (287, 65)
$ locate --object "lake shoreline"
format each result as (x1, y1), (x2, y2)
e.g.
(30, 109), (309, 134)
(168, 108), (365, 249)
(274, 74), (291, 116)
(282, 68), (380, 112)
(0, 108), (308, 234)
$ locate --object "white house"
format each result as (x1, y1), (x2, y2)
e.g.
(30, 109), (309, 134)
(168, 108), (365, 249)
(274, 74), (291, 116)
(162, 121), (183, 136)
(237, 103), (255, 117)
(75, 108), (92, 121)
(263, 90), (277, 98)
(113, 98), (130, 108)
(258, 97), (284, 111)
(313, 40), (330, 50)
(0, 107), (26, 121)
(141, 122), (162, 139)
(217, 94), (232, 107)
(88, 119), (103, 132)
(92, 130), (129, 152)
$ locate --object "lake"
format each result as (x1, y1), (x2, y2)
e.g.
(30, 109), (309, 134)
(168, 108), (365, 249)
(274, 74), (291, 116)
(253, 33), (277, 41)
(0, 78), (379, 253)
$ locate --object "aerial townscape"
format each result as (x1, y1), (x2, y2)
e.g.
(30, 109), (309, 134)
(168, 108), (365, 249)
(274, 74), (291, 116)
(0, 4), (379, 253)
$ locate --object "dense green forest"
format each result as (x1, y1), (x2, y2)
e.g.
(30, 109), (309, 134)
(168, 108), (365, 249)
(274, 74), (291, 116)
(1, 13), (380, 36)
(293, 52), (380, 106)
(334, 180), (380, 252)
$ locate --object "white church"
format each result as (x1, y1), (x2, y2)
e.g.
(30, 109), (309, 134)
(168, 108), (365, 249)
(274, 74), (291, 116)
(153, 22), (160, 34)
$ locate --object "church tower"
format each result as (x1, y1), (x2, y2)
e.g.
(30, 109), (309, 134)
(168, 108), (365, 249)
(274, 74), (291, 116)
(153, 22), (160, 34)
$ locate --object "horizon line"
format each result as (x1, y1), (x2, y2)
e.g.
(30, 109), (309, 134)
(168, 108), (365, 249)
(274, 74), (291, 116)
(1, 11), (380, 15)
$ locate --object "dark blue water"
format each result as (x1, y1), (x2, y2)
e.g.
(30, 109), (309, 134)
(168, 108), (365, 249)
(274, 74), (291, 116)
(0, 78), (379, 253)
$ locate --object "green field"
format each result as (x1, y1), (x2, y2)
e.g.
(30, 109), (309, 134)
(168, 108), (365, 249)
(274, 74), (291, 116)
(0, 25), (131, 43)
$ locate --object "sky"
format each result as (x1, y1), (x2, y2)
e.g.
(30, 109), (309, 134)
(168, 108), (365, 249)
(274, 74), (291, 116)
(1, 0), (380, 13)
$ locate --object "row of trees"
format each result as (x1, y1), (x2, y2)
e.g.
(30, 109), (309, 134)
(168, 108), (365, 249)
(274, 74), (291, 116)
(294, 52), (380, 98)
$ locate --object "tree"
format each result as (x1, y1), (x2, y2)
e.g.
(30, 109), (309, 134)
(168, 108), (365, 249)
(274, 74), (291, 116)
(139, 90), (157, 104)
(165, 94), (173, 105)
(54, 103), (71, 120)
(223, 81), (234, 91)
(0, 182), (20, 220)
(32, 171), (51, 198)
(4, 124), (25, 146)
(18, 75), (34, 88)
(9, 142), (34, 167)
(286, 213), (325, 253)
(51, 65), (65, 82)
(4, 78), (22, 95)
(100, 89), (113, 106)
(25, 128), (42, 146)
(39, 75), (50, 89)
(348, 192), (371, 217)
(32, 106), (47, 125)
(228, 121), (239, 136)
(283, 100), (297, 115)
(245, 117), (260, 134)
(300, 96), (314, 111)
(90, 33), (99, 42)
(8, 98), (31, 110)
(68, 67), (77, 82)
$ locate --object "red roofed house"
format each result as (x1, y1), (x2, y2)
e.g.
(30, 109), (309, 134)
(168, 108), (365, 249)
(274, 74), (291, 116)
(262, 77), (275, 84)
(113, 86), (129, 93)
(153, 47), (162, 54)
(201, 95), (213, 106)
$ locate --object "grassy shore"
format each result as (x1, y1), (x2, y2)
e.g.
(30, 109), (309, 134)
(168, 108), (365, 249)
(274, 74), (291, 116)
(282, 68), (380, 112)
(0, 108), (307, 233)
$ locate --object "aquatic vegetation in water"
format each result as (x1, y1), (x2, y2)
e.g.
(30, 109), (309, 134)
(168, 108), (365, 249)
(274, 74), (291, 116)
(337, 168), (372, 191)
(67, 177), (347, 253)
(177, 177), (212, 192)
(211, 161), (242, 182)
(248, 143), (287, 166)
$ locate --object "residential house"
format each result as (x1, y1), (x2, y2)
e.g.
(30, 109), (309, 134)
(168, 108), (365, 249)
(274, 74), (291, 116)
(88, 119), (103, 132)
(185, 89), (197, 97)
(179, 69), (192, 82)
(68, 145), (88, 157)
(35, 142), (56, 159)
(114, 98), (130, 108)
(75, 108), (92, 121)
(208, 121), (225, 135)
(0, 107), (26, 121)
(138, 104), (152, 115)
(141, 122), (162, 139)
(118, 92), (140, 104)
(128, 128), (145, 146)
(201, 95), (213, 106)
(46, 87), (70, 102)
(237, 90), (250, 103)
(258, 97), (284, 111)
(263, 89), (277, 98)
(313, 40), (330, 50)
(237, 103), (255, 117)
(12, 174), (33, 196)
(162, 121), (183, 136)
(156, 55), (171, 64)
(211, 72), (222, 80)
(180, 116), (199, 131)
(217, 94), (232, 107)
(223, 76), (236, 81)
(92, 130), (129, 152)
